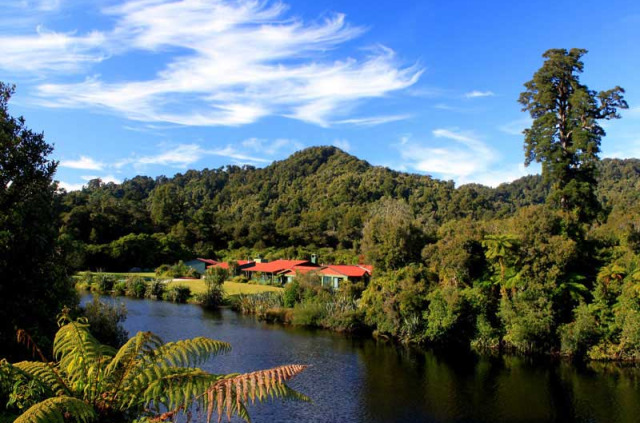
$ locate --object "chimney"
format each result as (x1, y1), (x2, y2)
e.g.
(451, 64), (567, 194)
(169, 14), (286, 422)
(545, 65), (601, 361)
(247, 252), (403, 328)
(311, 254), (317, 265)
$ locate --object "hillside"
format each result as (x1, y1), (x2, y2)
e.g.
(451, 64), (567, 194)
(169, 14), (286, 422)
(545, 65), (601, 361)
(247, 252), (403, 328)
(56, 146), (640, 270)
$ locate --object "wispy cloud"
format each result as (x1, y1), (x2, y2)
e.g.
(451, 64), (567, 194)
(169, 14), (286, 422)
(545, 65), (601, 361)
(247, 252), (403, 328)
(4, 0), (421, 127)
(57, 181), (84, 191)
(397, 128), (533, 186)
(499, 118), (532, 135)
(81, 174), (121, 184)
(464, 90), (495, 98)
(0, 26), (106, 73)
(332, 139), (352, 152)
(334, 114), (410, 126)
(59, 155), (104, 170)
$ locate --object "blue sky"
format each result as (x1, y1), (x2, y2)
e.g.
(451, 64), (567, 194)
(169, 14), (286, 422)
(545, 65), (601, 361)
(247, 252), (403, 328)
(2, 0), (639, 191)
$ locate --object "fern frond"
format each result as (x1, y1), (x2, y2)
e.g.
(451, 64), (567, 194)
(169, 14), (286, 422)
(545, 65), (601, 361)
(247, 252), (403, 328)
(203, 364), (308, 423)
(152, 337), (232, 368)
(14, 396), (96, 423)
(14, 361), (69, 396)
(105, 331), (163, 384)
(139, 368), (222, 411)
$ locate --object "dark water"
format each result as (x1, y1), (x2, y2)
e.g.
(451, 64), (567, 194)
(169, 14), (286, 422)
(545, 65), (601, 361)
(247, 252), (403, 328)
(82, 295), (640, 423)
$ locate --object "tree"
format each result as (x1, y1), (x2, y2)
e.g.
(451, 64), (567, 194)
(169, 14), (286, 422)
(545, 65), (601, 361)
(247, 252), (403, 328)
(519, 48), (628, 222)
(1, 313), (308, 422)
(361, 198), (423, 270)
(0, 82), (77, 359)
(202, 267), (228, 308)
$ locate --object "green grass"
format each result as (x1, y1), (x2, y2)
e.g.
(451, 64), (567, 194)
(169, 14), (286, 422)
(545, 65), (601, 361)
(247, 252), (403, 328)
(167, 280), (282, 296)
(77, 271), (156, 278)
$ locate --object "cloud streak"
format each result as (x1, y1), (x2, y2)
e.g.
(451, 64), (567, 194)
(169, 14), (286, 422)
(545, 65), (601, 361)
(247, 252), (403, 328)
(4, 0), (421, 127)
(397, 128), (532, 186)
(464, 90), (495, 98)
(59, 155), (104, 170)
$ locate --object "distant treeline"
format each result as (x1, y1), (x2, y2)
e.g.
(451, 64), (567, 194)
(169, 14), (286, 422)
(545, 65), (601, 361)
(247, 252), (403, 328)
(57, 146), (638, 269)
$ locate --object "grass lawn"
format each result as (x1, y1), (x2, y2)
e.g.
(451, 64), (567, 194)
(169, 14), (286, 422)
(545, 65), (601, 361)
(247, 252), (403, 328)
(77, 271), (156, 278)
(167, 280), (282, 296)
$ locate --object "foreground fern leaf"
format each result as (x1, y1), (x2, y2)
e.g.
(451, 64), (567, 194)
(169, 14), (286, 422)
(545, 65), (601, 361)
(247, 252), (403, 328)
(4, 314), (308, 422)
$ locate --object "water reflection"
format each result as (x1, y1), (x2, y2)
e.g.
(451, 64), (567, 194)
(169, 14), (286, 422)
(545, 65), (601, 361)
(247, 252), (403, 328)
(83, 295), (640, 423)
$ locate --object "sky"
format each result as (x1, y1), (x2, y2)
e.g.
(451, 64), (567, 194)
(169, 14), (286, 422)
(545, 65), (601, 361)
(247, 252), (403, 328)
(2, 0), (640, 191)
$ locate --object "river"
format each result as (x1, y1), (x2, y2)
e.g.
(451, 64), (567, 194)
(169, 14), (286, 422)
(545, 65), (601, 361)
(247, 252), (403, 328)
(82, 295), (640, 423)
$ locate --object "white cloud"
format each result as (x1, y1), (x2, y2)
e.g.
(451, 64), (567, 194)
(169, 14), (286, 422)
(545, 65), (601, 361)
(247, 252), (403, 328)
(332, 139), (351, 152)
(0, 27), (106, 73)
(625, 107), (640, 118)
(8, 0), (422, 127)
(81, 174), (121, 184)
(499, 118), (532, 135)
(57, 181), (84, 191)
(397, 128), (535, 186)
(240, 138), (303, 156)
(334, 114), (410, 126)
(59, 155), (104, 170)
(464, 90), (495, 98)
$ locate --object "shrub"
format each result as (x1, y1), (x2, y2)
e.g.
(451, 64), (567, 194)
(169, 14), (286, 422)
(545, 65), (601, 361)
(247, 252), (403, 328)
(283, 280), (301, 308)
(113, 281), (127, 296)
(200, 268), (227, 308)
(145, 279), (165, 300)
(164, 285), (191, 303)
(559, 302), (599, 358)
(82, 296), (128, 348)
(231, 275), (248, 284)
(125, 276), (147, 298)
(91, 274), (116, 294)
(291, 302), (326, 327)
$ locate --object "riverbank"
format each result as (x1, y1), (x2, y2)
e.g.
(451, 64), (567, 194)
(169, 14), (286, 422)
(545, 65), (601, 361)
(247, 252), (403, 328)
(78, 293), (640, 423)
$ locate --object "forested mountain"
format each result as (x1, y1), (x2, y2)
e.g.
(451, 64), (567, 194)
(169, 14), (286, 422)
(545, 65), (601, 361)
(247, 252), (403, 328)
(56, 145), (639, 271)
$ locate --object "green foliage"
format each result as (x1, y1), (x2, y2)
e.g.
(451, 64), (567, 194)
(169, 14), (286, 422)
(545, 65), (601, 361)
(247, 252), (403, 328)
(360, 265), (431, 341)
(2, 314), (308, 422)
(361, 198), (424, 270)
(519, 48), (627, 222)
(499, 284), (555, 353)
(559, 302), (599, 358)
(155, 260), (200, 279)
(424, 285), (476, 345)
(0, 82), (78, 359)
(283, 280), (301, 308)
(201, 267), (227, 308)
(125, 277), (147, 299)
(82, 296), (128, 349)
(164, 285), (192, 303)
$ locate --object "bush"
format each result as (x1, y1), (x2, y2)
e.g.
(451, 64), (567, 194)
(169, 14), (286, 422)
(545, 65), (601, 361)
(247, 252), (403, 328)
(559, 302), (599, 358)
(113, 281), (127, 296)
(145, 279), (165, 300)
(164, 285), (191, 303)
(283, 280), (301, 308)
(291, 302), (326, 327)
(91, 274), (116, 294)
(200, 268), (227, 308)
(82, 296), (128, 348)
(424, 285), (475, 346)
(231, 275), (248, 284)
(125, 276), (147, 298)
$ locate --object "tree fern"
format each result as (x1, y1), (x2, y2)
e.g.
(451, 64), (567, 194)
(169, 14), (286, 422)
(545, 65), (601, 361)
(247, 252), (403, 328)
(14, 396), (96, 423)
(4, 319), (308, 422)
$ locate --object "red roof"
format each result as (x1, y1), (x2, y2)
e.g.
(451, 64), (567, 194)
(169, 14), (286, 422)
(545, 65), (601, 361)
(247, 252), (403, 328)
(320, 265), (371, 278)
(280, 266), (323, 276)
(244, 259), (311, 273)
(197, 258), (218, 265)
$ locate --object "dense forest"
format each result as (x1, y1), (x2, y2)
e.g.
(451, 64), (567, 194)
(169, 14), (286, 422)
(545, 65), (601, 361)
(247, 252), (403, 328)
(53, 48), (640, 361)
(55, 147), (640, 359)
(57, 146), (638, 269)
